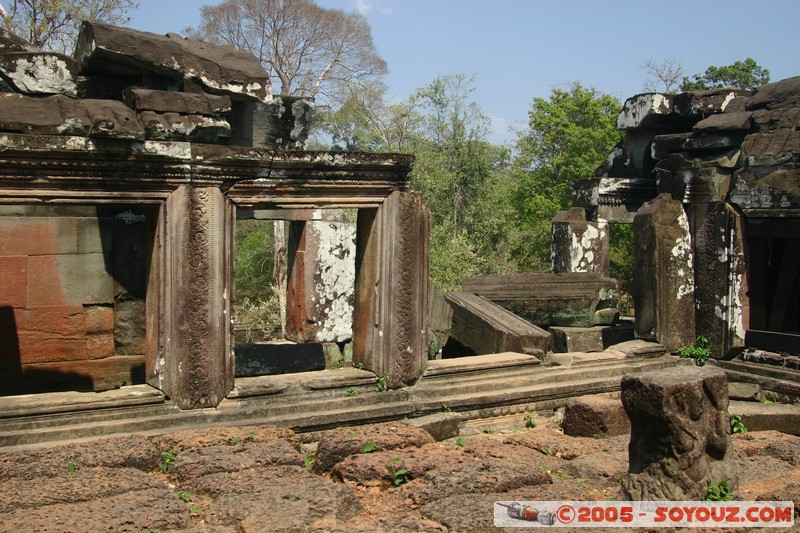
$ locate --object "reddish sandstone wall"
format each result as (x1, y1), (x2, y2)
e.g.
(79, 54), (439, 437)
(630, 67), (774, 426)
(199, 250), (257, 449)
(0, 206), (147, 394)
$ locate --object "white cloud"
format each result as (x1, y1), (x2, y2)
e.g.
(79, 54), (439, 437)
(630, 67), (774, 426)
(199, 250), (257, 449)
(354, 0), (373, 15)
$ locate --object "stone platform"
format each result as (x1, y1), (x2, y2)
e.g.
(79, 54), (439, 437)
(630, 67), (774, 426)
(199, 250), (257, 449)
(0, 342), (685, 448)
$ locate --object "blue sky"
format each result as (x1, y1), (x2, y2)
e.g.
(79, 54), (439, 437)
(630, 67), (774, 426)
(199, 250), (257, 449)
(130, 0), (800, 144)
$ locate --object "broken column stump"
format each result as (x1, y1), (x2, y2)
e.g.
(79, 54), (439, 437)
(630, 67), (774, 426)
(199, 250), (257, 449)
(551, 207), (609, 275)
(563, 395), (631, 438)
(621, 365), (737, 501)
(633, 193), (695, 352)
(444, 292), (550, 357)
(463, 273), (619, 327)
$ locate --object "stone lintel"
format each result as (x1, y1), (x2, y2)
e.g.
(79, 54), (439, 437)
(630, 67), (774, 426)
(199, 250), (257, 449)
(353, 191), (430, 388)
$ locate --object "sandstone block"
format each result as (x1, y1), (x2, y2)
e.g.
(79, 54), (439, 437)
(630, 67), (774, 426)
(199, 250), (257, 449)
(673, 89), (751, 116)
(621, 365), (736, 501)
(617, 93), (674, 129)
(83, 305), (114, 334)
(694, 111), (754, 132)
(445, 292), (551, 357)
(122, 88), (232, 115)
(0, 256), (27, 307)
(76, 21), (271, 103)
(551, 207), (609, 275)
(27, 254), (114, 307)
(563, 395), (631, 438)
(0, 51), (79, 96)
(633, 193), (695, 352)
(728, 382), (765, 402)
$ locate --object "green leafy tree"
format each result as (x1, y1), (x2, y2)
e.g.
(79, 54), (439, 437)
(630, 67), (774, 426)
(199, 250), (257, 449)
(1, 0), (137, 53)
(680, 58), (770, 91)
(511, 82), (623, 271)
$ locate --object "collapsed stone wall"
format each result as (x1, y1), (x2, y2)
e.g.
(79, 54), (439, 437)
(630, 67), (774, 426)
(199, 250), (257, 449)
(563, 77), (800, 356)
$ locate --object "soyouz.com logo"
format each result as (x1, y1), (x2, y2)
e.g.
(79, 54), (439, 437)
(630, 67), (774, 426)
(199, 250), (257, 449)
(494, 501), (795, 528)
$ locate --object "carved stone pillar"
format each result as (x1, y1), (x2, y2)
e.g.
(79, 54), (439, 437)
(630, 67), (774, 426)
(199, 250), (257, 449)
(551, 207), (609, 275)
(353, 191), (430, 388)
(161, 185), (234, 409)
(633, 193), (695, 352)
(286, 215), (356, 343)
(689, 202), (747, 357)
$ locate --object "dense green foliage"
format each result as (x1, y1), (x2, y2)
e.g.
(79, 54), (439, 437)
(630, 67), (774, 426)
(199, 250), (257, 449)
(681, 58), (770, 91)
(321, 76), (624, 291)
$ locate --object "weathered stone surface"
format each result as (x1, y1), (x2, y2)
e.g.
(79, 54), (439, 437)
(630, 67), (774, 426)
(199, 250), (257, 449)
(444, 292), (551, 357)
(549, 323), (635, 353)
(286, 218), (355, 343)
(407, 412), (463, 441)
(654, 152), (738, 204)
(193, 466), (362, 530)
(137, 110), (231, 143)
(651, 132), (745, 160)
(0, 488), (190, 532)
(76, 21), (271, 102)
(728, 381), (765, 402)
(551, 207), (609, 275)
(621, 365), (736, 501)
(353, 192), (430, 388)
(332, 443), (464, 486)
(122, 87), (231, 114)
(573, 176), (658, 224)
(617, 93), (674, 129)
(673, 88), (751, 116)
(730, 400), (800, 435)
(562, 395), (631, 438)
(0, 52), (79, 96)
(689, 202), (746, 356)
(633, 193), (695, 352)
(153, 425), (297, 453)
(694, 111), (754, 132)
(0, 27), (39, 53)
(503, 428), (607, 460)
(315, 421), (435, 472)
(0, 466), (162, 513)
(463, 272), (618, 328)
(0, 93), (144, 138)
(171, 440), (303, 480)
(253, 95), (316, 149)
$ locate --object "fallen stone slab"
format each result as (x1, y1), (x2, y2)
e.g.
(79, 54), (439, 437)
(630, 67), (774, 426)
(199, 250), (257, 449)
(171, 440), (303, 481)
(463, 272), (618, 328)
(137, 110), (231, 143)
(694, 111), (754, 132)
(730, 400), (800, 435)
(562, 395), (631, 438)
(331, 443), (465, 486)
(76, 21), (271, 102)
(617, 93), (674, 129)
(673, 88), (751, 116)
(234, 341), (326, 377)
(444, 291), (551, 356)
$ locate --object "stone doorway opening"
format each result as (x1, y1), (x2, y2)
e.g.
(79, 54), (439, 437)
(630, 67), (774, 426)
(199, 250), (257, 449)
(745, 217), (800, 352)
(0, 204), (159, 396)
(233, 208), (357, 378)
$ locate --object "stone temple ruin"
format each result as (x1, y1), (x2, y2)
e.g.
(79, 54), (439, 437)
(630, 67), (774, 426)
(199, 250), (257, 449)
(0, 21), (429, 410)
(0, 21), (798, 455)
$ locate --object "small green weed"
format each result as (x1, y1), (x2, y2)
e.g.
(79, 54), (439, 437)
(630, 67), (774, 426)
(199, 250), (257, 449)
(427, 337), (440, 360)
(764, 393), (777, 405)
(731, 414), (747, 434)
(359, 442), (376, 453)
(441, 403), (452, 413)
(175, 490), (193, 503)
(385, 458), (411, 486)
(678, 336), (711, 366)
(525, 414), (536, 428)
(354, 362), (365, 370)
(189, 506), (202, 516)
(482, 428), (495, 434)
(138, 529), (161, 533)
(302, 450), (316, 472)
(540, 467), (571, 480)
(376, 372), (389, 392)
(345, 387), (358, 397)
(333, 357), (345, 369)
(455, 437), (464, 447)
(67, 463), (75, 473)
(704, 479), (733, 501)
(231, 438), (243, 445)
(159, 451), (176, 474)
